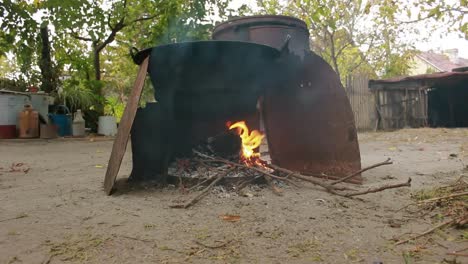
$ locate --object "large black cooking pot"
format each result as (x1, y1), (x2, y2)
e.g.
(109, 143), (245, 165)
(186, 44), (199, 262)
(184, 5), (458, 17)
(131, 41), (282, 121)
(129, 41), (287, 181)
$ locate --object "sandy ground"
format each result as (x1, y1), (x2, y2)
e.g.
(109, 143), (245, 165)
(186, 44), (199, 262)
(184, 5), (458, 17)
(0, 128), (467, 264)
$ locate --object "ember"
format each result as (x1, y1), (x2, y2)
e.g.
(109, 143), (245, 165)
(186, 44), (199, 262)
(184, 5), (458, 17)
(228, 121), (267, 168)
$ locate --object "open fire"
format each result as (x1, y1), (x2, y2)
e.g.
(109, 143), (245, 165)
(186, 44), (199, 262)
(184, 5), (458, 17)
(228, 121), (267, 168)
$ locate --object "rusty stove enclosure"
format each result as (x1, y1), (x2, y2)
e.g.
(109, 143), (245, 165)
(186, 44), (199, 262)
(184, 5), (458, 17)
(130, 15), (362, 183)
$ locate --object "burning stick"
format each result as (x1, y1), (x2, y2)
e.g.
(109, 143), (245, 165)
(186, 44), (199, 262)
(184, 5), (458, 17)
(179, 121), (409, 203)
(193, 151), (298, 188)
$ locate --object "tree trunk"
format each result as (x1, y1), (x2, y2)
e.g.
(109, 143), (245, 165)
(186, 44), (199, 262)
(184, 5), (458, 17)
(39, 25), (56, 93)
(328, 31), (342, 83)
(93, 42), (101, 81)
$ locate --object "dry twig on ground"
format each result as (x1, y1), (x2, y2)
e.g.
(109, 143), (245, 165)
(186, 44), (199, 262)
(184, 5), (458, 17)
(331, 158), (393, 185)
(267, 164), (343, 195)
(176, 151), (409, 205)
(170, 167), (235, 209)
(344, 178), (412, 197)
(395, 217), (458, 246)
(418, 191), (468, 204)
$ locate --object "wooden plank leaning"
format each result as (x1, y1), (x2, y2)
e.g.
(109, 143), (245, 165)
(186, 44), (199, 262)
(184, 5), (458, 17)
(104, 56), (149, 195)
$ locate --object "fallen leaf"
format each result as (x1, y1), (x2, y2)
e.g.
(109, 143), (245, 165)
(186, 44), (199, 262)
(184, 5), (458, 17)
(9, 163), (26, 172)
(240, 191), (254, 198)
(388, 147), (397, 151)
(95, 165), (104, 168)
(23, 168), (30, 174)
(219, 214), (240, 222)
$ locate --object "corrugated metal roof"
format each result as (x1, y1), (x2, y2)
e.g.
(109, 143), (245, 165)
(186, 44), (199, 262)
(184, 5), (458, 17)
(370, 71), (468, 84)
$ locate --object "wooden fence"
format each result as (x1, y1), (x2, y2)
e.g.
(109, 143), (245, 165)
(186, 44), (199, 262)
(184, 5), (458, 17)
(346, 75), (376, 131)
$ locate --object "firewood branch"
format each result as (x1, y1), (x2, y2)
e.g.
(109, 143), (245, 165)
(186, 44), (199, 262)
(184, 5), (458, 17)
(193, 150), (298, 186)
(418, 191), (468, 204)
(331, 158), (393, 185)
(344, 178), (411, 197)
(395, 216), (458, 246)
(267, 163), (344, 195)
(170, 167), (236, 209)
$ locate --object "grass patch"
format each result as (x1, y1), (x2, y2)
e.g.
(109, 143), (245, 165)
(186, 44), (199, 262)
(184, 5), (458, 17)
(287, 239), (321, 258)
(46, 233), (109, 262)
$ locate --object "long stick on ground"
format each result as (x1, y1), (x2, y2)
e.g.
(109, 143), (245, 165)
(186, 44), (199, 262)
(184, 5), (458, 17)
(267, 164), (343, 195)
(418, 191), (468, 204)
(395, 217), (456, 245)
(331, 158), (393, 185)
(446, 252), (468, 257)
(344, 178), (411, 197)
(170, 167), (235, 209)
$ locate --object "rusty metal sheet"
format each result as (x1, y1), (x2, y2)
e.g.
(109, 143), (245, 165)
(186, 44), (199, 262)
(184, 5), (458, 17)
(262, 52), (362, 182)
(213, 15), (362, 183)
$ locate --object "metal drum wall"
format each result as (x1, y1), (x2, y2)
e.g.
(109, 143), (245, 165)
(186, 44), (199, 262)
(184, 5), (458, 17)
(213, 15), (362, 182)
(263, 52), (362, 181)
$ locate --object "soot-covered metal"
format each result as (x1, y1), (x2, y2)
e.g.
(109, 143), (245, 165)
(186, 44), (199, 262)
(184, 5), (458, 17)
(129, 41), (282, 182)
(129, 15), (362, 183)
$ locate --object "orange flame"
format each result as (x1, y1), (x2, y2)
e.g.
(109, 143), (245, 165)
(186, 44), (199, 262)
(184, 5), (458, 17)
(228, 121), (265, 167)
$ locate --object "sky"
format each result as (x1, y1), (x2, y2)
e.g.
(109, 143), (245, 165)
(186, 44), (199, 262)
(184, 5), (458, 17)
(228, 0), (468, 58)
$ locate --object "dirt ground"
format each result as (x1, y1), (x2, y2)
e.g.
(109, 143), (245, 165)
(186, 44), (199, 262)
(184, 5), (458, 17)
(1, 128), (467, 264)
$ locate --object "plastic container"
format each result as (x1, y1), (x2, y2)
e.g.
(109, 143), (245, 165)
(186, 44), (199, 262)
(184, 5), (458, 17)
(72, 109), (86, 137)
(18, 104), (39, 138)
(49, 105), (72, 137)
(98, 116), (117, 136)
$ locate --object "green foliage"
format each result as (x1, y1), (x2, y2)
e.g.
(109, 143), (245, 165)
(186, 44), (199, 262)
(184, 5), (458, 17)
(0, 77), (28, 91)
(408, 0), (468, 39)
(58, 78), (102, 112)
(104, 96), (125, 121)
(0, 0), (41, 83)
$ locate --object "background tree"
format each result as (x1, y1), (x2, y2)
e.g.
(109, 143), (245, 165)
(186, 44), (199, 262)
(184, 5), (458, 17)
(402, 0), (468, 38)
(0, 0), (42, 85)
(254, 0), (418, 83)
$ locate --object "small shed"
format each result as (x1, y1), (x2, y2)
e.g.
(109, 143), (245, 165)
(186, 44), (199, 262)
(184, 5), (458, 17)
(0, 90), (53, 138)
(369, 71), (468, 130)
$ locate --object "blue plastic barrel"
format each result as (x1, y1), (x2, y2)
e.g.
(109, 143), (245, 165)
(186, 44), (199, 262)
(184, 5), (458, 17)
(49, 105), (72, 136)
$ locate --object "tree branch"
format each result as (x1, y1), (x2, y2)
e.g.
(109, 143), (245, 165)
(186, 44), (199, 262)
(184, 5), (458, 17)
(69, 32), (93, 42)
(335, 41), (353, 58)
(131, 14), (157, 23)
(96, 17), (126, 53)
